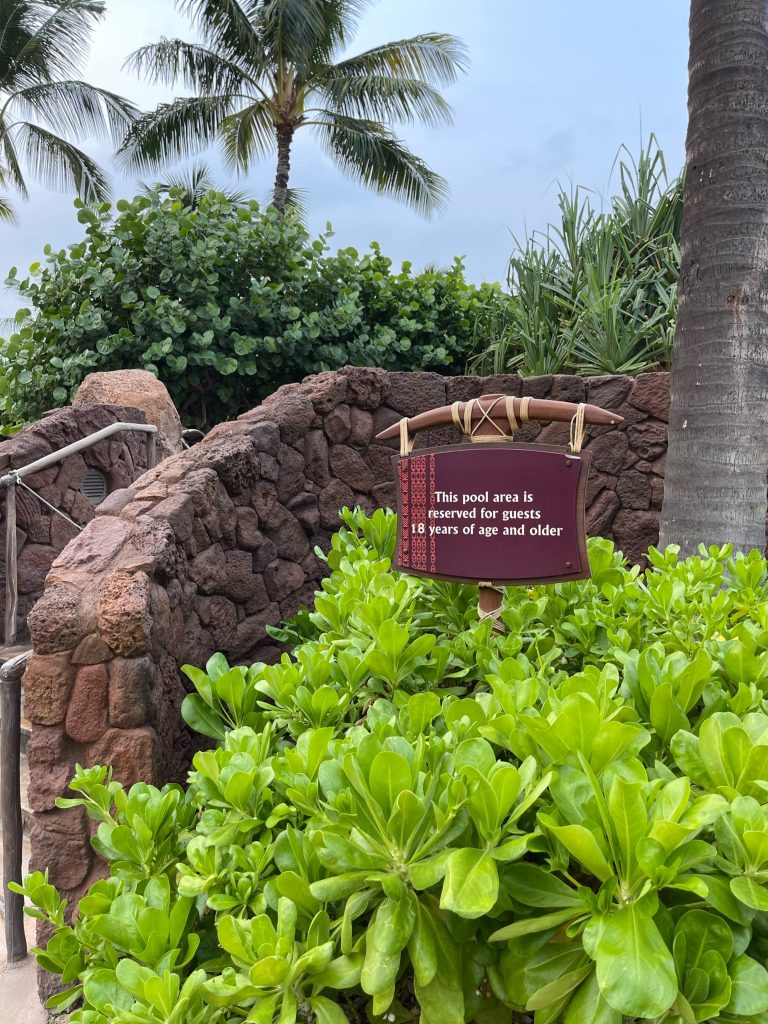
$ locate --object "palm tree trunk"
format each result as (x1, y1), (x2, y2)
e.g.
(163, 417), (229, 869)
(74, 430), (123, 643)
(273, 124), (294, 216)
(659, 0), (768, 555)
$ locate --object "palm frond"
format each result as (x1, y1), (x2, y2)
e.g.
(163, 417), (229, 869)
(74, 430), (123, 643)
(124, 38), (252, 95)
(265, 184), (308, 220)
(331, 34), (468, 87)
(176, 0), (264, 67)
(318, 74), (452, 127)
(316, 112), (448, 217)
(0, 193), (17, 224)
(1, 0), (106, 90)
(11, 79), (138, 141)
(116, 95), (236, 170)
(257, 0), (368, 68)
(11, 120), (109, 201)
(139, 161), (253, 206)
(2, 132), (29, 197)
(220, 99), (276, 172)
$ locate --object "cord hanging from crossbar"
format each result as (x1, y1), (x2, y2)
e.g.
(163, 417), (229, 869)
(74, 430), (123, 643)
(399, 417), (414, 457)
(569, 402), (586, 454)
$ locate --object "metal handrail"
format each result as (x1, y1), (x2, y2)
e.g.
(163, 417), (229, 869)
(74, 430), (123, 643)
(1, 649), (30, 962)
(1, 421), (158, 645)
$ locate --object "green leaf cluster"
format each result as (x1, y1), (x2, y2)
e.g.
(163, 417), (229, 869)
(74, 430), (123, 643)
(16, 509), (768, 1022)
(471, 135), (681, 376)
(0, 190), (503, 429)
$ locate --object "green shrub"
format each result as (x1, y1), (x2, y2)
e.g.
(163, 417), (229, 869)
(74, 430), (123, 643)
(17, 509), (768, 1022)
(0, 191), (503, 430)
(471, 135), (682, 377)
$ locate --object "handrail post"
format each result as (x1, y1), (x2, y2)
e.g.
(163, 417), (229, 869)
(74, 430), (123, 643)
(146, 431), (157, 469)
(1, 651), (29, 962)
(4, 478), (17, 647)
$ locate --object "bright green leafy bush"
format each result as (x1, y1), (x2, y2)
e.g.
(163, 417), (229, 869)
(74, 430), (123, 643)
(0, 191), (503, 429)
(16, 509), (768, 1022)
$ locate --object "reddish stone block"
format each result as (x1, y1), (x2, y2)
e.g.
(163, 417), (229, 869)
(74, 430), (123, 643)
(109, 656), (153, 729)
(87, 727), (159, 787)
(324, 404), (352, 444)
(628, 372), (670, 421)
(23, 653), (74, 725)
(349, 407), (374, 447)
(612, 510), (661, 563)
(586, 490), (621, 535)
(30, 806), (92, 891)
(616, 471), (651, 510)
(66, 663), (109, 742)
(588, 431), (629, 474)
(97, 569), (152, 656)
(329, 446), (375, 492)
(627, 421), (668, 461)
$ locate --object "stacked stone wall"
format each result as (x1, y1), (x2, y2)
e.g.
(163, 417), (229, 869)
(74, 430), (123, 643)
(0, 404), (151, 639)
(23, 367), (670, 916)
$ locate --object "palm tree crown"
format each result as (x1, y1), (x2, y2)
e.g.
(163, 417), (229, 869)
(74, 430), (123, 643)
(119, 0), (468, 216)
(0, 0), (138, 223)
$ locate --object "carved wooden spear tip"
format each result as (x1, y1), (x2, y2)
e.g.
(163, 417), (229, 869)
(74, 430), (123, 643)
(375, 395), (624, 441)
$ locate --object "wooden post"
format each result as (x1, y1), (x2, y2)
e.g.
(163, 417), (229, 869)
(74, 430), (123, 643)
(4, 480), (17, 646)
(1, 651), (28, 962)
(146, 431), (157, 469)
(471, 405), (513, 628)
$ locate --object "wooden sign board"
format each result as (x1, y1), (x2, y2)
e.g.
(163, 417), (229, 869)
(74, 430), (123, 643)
(394, 443), (592, 586)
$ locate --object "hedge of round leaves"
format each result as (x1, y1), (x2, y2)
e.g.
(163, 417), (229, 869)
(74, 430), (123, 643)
(18, 509), (768, 1023)
(0, 191), (503, 429)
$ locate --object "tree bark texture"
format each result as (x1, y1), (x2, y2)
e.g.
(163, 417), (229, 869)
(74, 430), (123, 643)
(659, 0), (768, 554)
(273, 124), (293, 216)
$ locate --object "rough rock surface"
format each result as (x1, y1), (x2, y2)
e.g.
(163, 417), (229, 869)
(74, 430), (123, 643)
(74, 370), (183, 458)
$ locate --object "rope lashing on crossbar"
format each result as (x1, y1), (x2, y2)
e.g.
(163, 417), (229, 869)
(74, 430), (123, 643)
(450, 396), (521, 441)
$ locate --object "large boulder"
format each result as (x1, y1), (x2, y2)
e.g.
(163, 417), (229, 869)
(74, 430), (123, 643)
(73, 370), (183, 459)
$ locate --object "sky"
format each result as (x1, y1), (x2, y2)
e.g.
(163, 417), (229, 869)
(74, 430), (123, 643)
(0, 0), (690, 319)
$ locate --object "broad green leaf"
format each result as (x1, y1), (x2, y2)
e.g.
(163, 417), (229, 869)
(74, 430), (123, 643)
(593, 904), (677, 1017)
(310, 996), (349, 1024)
(527, 964), (593, 1010)
(408, 904), (437, 986)
(504, 863), (582, 908)
(726, 955), (768, 1015)
(490, 907), (581, 941)
(607, 776), (646, 884)
(415, 966), (464, 1024)
(368, 751), (412, 816)
(563, 970), (621, 1024)
(730, 875), (768, 911)
(440, 849), (498, 918)
(544, 822), (614, 882)
(373, 896), (416, 955)
(82, 969), (134, 1014)
(650, 684), (688, 744)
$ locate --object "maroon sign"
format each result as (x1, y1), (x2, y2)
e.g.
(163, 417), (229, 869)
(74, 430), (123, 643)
(394, 443), (591, 585)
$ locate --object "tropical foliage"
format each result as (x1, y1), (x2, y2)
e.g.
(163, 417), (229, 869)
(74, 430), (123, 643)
(471, 137), (682, 377)
(118, 0), (467, 216)
(0, 189), (502, 428)
(0, 0), (136, 222)
(17, 508), (768, 1022)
